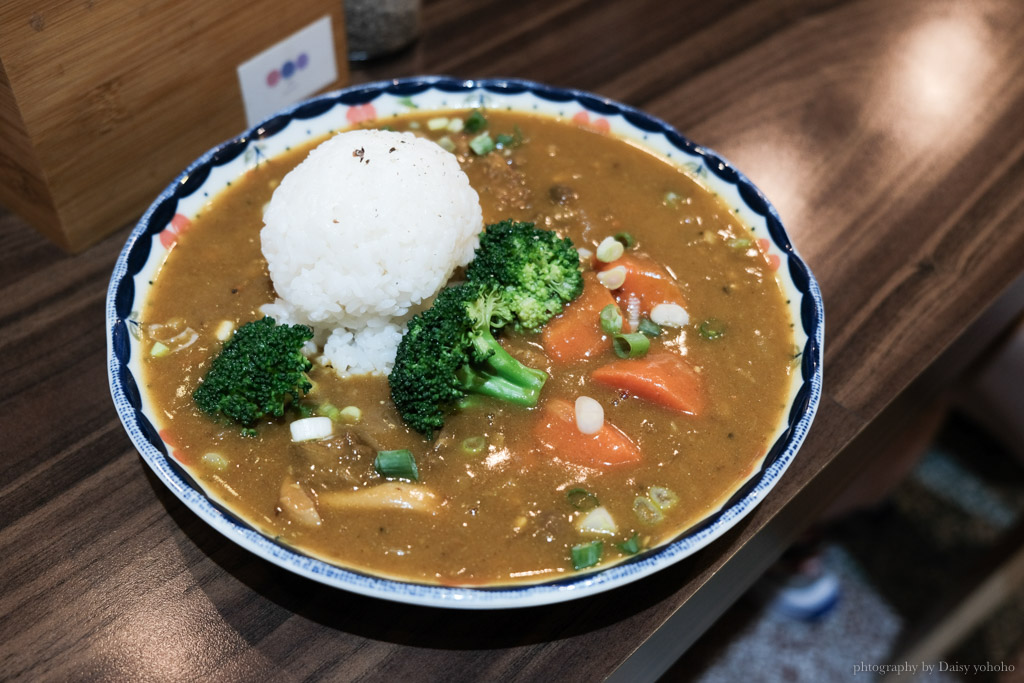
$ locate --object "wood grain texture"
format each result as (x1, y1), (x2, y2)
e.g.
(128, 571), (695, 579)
(2, 0), (1024, 680)
(0, 0), (349, 252)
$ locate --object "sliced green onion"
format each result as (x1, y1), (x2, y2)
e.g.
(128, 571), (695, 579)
(613, 333), (650, 359)
(214, 319), (235, 341)
(699, 319), (726, 340)
(496, 125), (524, 148)
(150, 341), (170, 357)
(648, 486), (679, 511)
(201, 452), (229, 471)
(316, 403), (341, 421)
(446, 117), (464, 133)
(464, 110), (487, 133)
(600, 304), (623, 334)
(566, 487), (599, 511)
(638, 318), (662, 337)
(289, 416), (333, 442)
(651, 303), (689, 328)
(618, 533), (642, 555)
(596, 236), (625, 263)
(633, 495), (664, 524)
(426, 116), (450, 130)
(663, 191), (682, 206)
(461, 436), (487, 456)
(469, 132), (495, 155)
(728, 237), (752, 249)
(575, 506), (618, 536)
(339, 406), (362, 424)
(597, 265), (627, 289)
(436, 135), (456, 153)
(571, 540), (603, 570)
(374, 449), (419, 481)
(613, 232), (636, 249)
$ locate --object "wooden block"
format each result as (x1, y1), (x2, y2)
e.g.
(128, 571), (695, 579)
(0, 1), (349, 252)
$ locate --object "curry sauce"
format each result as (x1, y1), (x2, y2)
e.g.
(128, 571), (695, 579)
(142, 111), (795, 585)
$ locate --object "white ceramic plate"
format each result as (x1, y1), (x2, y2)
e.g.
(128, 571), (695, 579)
(107, 76), (824, 609)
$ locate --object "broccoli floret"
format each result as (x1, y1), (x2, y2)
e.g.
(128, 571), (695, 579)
(389, 283), (547, 436)
(465, 219), (584, 330)
(193, 317), (314, 431)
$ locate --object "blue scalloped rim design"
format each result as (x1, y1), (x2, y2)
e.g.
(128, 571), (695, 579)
(106, 76), (824, 609)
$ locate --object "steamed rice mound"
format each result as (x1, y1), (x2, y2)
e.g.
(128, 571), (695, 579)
(260, 129), (482, 375)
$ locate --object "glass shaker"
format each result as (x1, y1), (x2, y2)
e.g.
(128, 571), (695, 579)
(345, 0), (422, 61)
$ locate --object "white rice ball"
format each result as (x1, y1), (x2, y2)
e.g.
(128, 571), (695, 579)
(260, 129), (482, 375)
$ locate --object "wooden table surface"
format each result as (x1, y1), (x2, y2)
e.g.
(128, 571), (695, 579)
(4, 1), (1024, 680)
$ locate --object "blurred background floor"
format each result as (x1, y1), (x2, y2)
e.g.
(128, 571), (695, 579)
(661, 411), (1024, 682)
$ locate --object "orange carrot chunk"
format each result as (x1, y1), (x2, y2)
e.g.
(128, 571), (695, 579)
(533, 399), (642, 467)
(591, 352), (704, 416)
(542, 272), (617, 362)
(597, 253), (686, 315)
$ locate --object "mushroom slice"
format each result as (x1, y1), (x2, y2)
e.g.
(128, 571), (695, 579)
(279, 480), (322, 527)
(318, 483), (440, 515)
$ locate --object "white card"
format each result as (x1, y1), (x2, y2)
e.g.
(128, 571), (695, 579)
(236, 16), (339, 128)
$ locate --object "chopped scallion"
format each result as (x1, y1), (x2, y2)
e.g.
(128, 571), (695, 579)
(596, 236), (625, 263)
(613, 332), (650, 359)
(316, 403), (341, 421)
(663, 191), (682, 206)
(727, 237), (752, 249)
(571, 540), (603, 570)
(613, 232), (636, 249)
(289, 416), (333, 442)
(699, 319), (726, 340)
(496, 125), (524, 148)
(618, 533), (642, 555)
(339, 406), (362, 423)
(426, 116), (450, 131)
(633, 495), (664, 524)
(638, 318), (662, 337)
(567, 487), (599, 511)
(461, 435), (487, 456)
(575, 506), (618, 536)
(464, 110), (487, 133)
(469, 132), (495, 155)
(648, 485), (679, 511)
(600, 304), (623, 335)
(150, 341), (170, 357)
(436, 135), (456, 153)
(201, 452), (229, 471)
(374, 449), (419, 481)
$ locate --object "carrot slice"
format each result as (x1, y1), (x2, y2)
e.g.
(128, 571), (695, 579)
(533, 399), (641, 467)
(591, 352), (704, 416)
(597, 253), (686, 315)
(542, 272), (617, 362)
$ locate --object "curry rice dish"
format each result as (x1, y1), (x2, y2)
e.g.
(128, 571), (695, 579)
(141, 110), (796, 586)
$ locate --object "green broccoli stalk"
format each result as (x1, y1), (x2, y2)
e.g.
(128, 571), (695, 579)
(193, 317), (314, 432)
(465, 219), (584, 330)
(389, 283), (547, 436)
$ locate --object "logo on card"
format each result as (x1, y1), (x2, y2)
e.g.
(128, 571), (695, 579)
(266, 53), (310, 87)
